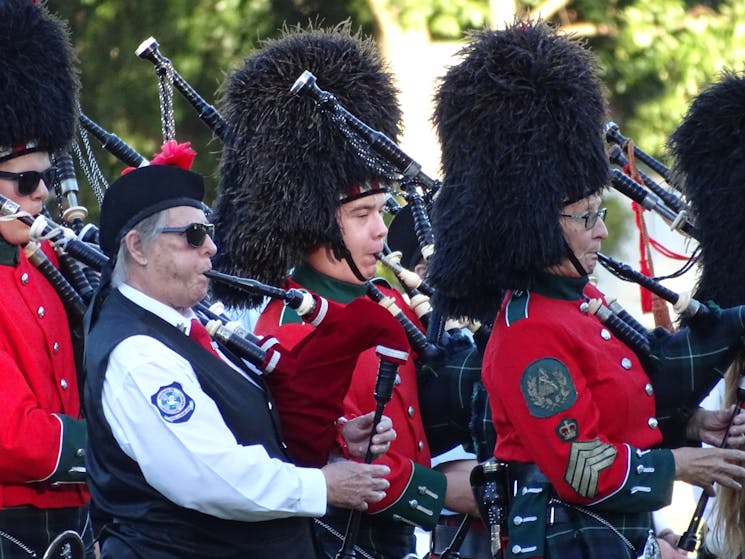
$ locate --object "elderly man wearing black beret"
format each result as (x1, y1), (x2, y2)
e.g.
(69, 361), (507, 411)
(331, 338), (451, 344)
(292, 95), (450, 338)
(84, 163), (393, 559)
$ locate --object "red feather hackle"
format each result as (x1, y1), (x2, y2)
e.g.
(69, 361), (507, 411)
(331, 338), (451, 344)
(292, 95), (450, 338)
(120, 140), (197, 175)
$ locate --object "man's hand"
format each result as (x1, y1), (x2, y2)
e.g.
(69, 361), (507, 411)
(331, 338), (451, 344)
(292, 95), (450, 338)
(688, 406), (745, 448)
(342, 412), (396, 460)
(671, 446), (745, 496)
(321, 461), (391, 511)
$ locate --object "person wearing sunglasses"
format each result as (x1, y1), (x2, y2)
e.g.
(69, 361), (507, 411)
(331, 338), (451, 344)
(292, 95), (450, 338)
(0, 1), (91, 558)
(84, 163), (393, 559)
(428, 21), (745, 559)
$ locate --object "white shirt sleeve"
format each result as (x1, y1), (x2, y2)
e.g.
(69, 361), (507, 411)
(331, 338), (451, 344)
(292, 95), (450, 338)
(103, 334), (327, 521)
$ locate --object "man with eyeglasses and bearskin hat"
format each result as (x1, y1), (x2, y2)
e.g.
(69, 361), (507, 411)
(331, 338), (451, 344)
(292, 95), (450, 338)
(428, 19), (745, 559)
(212, 22), (478, 559)
(0, 1), (90, 557)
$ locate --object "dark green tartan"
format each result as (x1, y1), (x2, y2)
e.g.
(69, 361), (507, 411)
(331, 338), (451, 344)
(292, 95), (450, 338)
(544, 502), (651, 559)
(418, 330), (492, 456)
(0, 506), (93, 558)
(646, 304), (745, 447)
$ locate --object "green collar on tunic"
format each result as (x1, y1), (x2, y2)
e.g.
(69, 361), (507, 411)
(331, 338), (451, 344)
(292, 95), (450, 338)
(0, 238), (19, 267)
(531, 273), (588, 301)
(291, 262), (368, 304)
(279, 263), (369, 325)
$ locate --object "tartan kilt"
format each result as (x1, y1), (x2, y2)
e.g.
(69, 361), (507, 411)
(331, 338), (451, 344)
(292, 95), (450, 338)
(544, 502), (652, 559)
(0, 505), (92, 558)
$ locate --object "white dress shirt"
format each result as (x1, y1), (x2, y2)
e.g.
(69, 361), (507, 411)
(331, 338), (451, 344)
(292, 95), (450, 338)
(102, 283), (327, 521)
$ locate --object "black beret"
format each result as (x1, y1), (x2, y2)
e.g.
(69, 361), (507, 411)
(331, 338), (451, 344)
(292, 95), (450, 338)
(99, 165), (204, 258)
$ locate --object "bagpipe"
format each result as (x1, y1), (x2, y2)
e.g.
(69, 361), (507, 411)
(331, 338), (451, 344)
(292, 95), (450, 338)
(132, 41), (454, 373)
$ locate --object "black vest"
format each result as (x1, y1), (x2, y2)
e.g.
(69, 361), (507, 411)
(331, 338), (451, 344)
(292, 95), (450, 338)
(84, 291), (318, 559)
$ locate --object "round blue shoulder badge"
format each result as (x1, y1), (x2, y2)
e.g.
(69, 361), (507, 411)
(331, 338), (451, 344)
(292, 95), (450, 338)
(150, 381), (196, 423)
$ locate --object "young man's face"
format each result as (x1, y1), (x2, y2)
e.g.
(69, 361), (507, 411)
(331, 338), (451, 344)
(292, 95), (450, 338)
(0, 151), (51, 245)
(336, 192), (388, 283)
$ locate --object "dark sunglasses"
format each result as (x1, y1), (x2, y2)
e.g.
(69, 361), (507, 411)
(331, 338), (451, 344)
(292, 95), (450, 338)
(560, 207), (607, 230)
(0, 167), (56, 196)
(157, 222), (215, 248)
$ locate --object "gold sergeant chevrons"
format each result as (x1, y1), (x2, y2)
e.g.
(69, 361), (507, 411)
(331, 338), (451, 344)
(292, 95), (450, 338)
(564, 439), (617, 499)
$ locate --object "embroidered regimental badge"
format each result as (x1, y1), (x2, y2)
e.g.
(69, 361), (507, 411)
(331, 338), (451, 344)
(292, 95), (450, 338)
(564, 439), (617, 498)
(520, 358), (577, 418)
(150, 382), (196, 424)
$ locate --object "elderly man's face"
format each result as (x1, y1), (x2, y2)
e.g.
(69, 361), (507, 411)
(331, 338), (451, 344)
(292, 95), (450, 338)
(553, 194), (608, 277)
(142, 206), (216, 311)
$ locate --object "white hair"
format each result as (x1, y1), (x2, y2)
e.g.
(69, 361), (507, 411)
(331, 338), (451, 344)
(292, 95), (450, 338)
(110, 208), (169, 287)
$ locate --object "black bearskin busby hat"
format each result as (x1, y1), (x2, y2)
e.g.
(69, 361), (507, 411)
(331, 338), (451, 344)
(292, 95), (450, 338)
(428, 20), (609, 321)
(669, 71), (745, 308)
(0, 0), (79, 161)
(212, 21), (402, 307)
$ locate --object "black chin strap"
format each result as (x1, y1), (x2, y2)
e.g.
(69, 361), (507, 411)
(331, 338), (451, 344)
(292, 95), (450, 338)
(563, 238), (588, 277)
(338, 244), (370, 283)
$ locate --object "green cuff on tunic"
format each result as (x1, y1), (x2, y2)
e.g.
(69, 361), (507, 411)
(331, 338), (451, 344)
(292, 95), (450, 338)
(591, 448), (674, 513)
(48, 415), (87, 484)
(372, 462), (447, 530)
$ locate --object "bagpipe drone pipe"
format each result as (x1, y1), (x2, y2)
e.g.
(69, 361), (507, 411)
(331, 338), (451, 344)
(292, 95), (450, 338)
(588, 251), (745, 449)
(135, 37), (231, 144)
(604, 122), (698, 240)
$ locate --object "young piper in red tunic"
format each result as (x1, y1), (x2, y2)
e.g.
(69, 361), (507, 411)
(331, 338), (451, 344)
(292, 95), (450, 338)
(212, 23), (479, 559)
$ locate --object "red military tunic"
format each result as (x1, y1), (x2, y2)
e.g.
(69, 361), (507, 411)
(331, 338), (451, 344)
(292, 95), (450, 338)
(0, 241), (88, 509)
(255, 263), (445, 524)
(484, 274), (674, 558)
